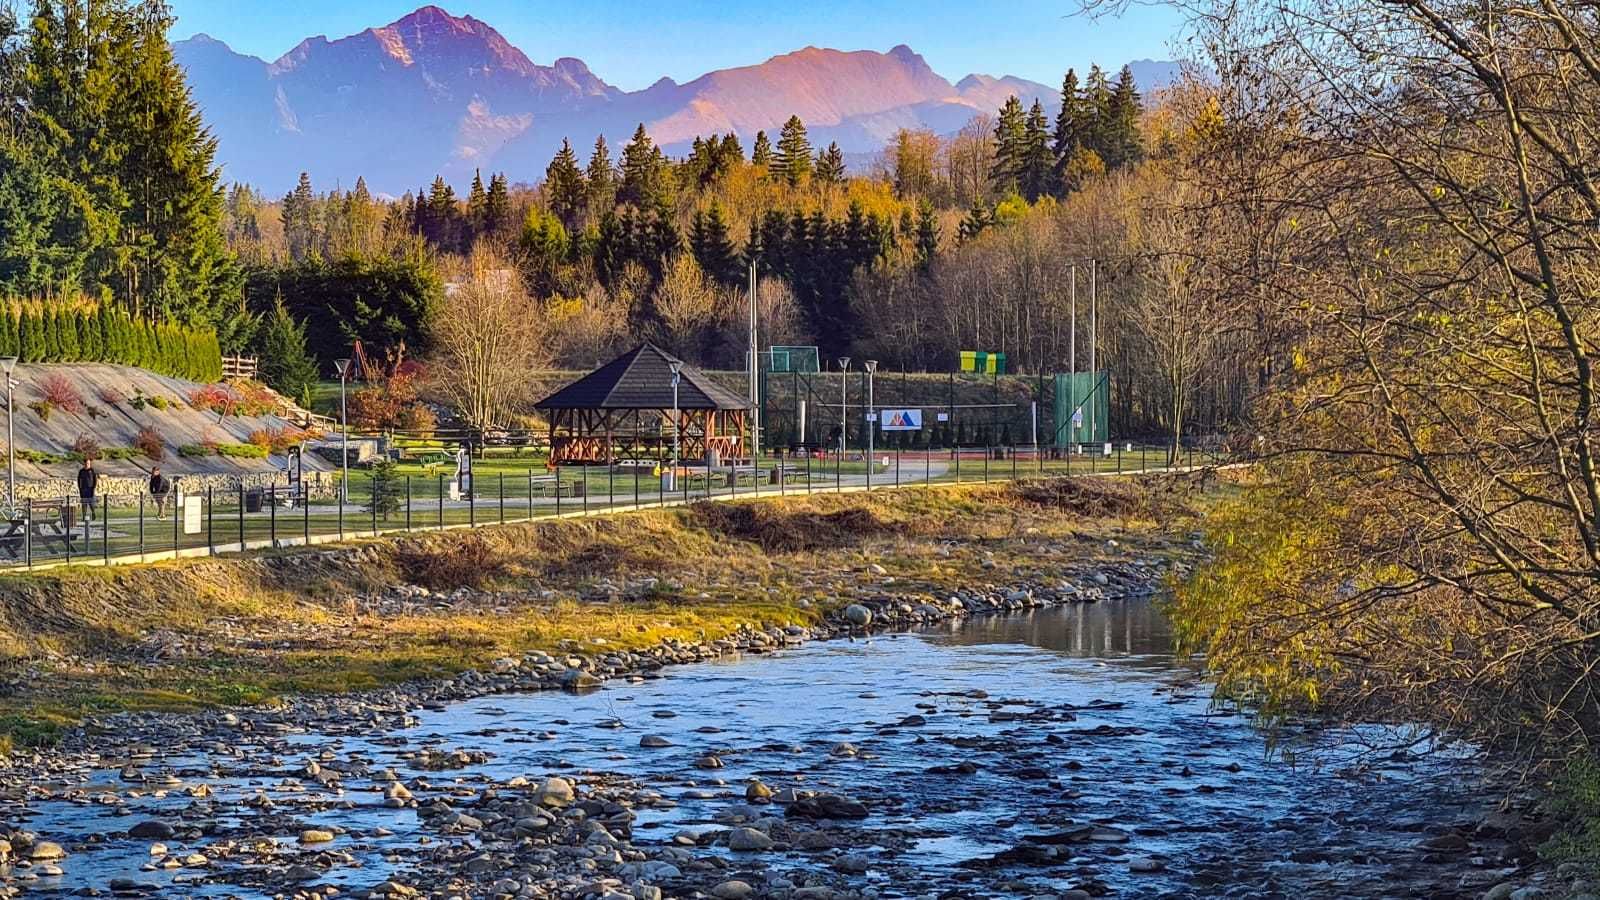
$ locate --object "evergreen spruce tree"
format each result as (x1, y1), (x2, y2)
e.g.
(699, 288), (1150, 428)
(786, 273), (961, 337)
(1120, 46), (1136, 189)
(466, 169), (489, 240)
(282, 172), (318, 263)
(690, 202), (739, 286)
(485, 173), (512, 237)
(1080, 65), (1113, 163)
(585, 135), (615, 211)
(815, 142), (846, 184)
(545, 138), (587, 230)
(990, 96), (1028, 196)
(959, 199), (992, 243)
(1021, 100), (1053, 202)
(426, 176), (461, 251)
(773, 116), (814, 187)
(1104, 65), (1144, 170)
(42, 307), (61, 360)
(751, 130), (774, 167)
(618, 124), (664, 208)
(258, 296), (319, 401)
(1051, 69), (1083, 196)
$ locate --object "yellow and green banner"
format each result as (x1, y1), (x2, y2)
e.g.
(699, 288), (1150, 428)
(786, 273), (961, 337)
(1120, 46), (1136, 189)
(959, 350), (1006, 375)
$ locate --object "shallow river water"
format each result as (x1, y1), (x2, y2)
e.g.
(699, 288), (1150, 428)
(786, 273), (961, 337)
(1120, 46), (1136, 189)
(9, 599), (1506, 899)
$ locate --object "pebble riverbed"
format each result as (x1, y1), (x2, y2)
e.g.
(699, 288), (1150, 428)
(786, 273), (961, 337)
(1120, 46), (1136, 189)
(0, 573), (1571, 900)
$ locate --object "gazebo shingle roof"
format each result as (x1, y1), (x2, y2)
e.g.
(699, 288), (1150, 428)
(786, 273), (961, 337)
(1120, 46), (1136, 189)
(535, 343), (750, 411)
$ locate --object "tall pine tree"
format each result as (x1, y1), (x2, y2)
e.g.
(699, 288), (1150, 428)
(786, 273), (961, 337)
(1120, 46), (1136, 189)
(751, 130), (774, 167)
(1020, 99), (1052, 202)
(989, 96), (1028, 197)
(814, 142), (846, 184)
(545, 138), (586, 231)
(773, 116), (813, 187)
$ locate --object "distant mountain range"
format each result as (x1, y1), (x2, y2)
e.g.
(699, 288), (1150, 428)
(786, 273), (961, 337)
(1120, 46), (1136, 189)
(174, 5), (1182, 194)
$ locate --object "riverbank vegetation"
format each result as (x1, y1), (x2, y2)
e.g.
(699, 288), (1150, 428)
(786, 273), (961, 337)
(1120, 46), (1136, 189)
(0, 477), (1202, 751)
(1139, 0), (1600, 868)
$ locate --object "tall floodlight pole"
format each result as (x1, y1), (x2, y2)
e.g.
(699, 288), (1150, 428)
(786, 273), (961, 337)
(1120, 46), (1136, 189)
(669, 360), (682, 472)
(2, 357), (15, 516)
(334, 358), (351, 501)
(1089, 258), (1098, 448)
(864, 360), (877, 490)
(1069, 265), (1077, 450)
(838, 357), (851, 459)
(748, 262), (760, 460)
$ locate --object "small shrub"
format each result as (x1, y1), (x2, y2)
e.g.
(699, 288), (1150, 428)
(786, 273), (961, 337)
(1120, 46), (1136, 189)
(134, 426), (165, 461)
(129, 392), (148, 410)
(71, 434), (101, 460)
(38, 373), (84, 415)
(28, 400), (52, 421)
(148, 395), (170, 411)
(17, 449), (62, 464)
(246, 428), (273, 450)
(97, 386), (125, 406)
(189, 383), (237, 415)
(216, 443), (267, 459)
(233, 379), (277, 417)
(178, 444), (212, 459)
(398, 403), (437, 436)
(395, 535), (508, 590)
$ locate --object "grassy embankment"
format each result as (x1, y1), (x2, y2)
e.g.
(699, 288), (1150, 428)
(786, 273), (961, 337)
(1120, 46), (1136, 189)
(0, 476), (1204, 751)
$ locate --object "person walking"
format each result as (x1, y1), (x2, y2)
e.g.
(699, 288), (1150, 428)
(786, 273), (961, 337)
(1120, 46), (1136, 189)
(76, 458), (98, 522)
(148, 464), (171, 520)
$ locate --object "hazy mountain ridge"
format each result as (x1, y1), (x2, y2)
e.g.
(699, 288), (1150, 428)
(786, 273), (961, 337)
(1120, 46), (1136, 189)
(174, 5), (1181, 192)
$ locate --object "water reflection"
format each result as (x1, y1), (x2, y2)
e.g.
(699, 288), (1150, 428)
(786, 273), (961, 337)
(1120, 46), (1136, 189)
(921, 598), (1176, 660)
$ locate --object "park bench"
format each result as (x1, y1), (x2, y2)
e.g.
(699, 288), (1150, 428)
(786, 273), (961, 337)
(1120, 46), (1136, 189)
(0, 505), (80, 559)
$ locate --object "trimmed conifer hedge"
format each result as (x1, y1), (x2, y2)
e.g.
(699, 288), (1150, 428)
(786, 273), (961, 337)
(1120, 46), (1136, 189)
(0, 302), (222, 382)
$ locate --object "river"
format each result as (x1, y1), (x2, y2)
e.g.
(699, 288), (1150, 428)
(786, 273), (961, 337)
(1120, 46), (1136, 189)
(3, 598), (1516, 899)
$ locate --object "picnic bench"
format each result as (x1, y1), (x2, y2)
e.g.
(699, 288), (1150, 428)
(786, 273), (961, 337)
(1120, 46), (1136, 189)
(529, 474), (585, 498)
(0, 506), (80, 559)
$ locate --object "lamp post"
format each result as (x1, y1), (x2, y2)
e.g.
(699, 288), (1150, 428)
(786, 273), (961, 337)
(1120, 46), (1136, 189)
(1, 357), (15, 517)
(838, 357), (850, 460)
(669, 360), (682, 475)
(334, 358), (351, 502)
(864, 360), (878, 490)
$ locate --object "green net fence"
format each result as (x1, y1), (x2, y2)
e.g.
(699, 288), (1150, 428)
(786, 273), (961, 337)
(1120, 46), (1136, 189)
(1052, 371), (1109, 446)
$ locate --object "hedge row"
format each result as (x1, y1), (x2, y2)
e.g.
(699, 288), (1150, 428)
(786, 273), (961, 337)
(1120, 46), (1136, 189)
(0, 302), (222, 382)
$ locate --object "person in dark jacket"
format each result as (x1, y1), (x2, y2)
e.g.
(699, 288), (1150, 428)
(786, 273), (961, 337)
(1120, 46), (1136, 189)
(148, 465), (171, 520)
(77, 458), (98, 521)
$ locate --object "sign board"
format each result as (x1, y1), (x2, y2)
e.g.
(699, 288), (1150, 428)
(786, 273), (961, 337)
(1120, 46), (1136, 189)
(879, 409), (923, 431)
(182, 496), (203, 535)
(936, 412), (949, 423)
(865, 412), (877, 423)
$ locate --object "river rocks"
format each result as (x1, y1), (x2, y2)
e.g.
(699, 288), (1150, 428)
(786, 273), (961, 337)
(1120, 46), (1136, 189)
(695, 754), (725, 769)
(534, 776), (576, 806)
(843, 604), (873, 628)
(787, 793), (869, 820)
(297, 829), (335, 844)
(639, 734), (672, 748)
(745, 780), (774, 801)
(832, 852), (873, 874)
(29, 840), (66, 860)
(727, 826), (774, 851)
(711, 881), (754, 900)
(127, 820), (174, 840)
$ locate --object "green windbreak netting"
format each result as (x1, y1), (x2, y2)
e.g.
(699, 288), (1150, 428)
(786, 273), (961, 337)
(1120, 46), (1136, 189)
(1052, 371), (1109, 446)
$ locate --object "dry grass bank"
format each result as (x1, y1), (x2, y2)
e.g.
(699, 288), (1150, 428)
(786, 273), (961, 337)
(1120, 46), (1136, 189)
(0, 477), (1206, 748)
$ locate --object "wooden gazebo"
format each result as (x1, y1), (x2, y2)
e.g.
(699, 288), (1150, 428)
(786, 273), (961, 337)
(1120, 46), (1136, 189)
(535, 343), (751, 466)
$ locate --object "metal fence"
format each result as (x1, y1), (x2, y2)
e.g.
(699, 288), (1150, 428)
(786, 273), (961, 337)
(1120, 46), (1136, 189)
(0, 442), (1229, 571)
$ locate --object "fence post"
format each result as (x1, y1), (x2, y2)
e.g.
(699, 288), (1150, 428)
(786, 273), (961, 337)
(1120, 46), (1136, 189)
(405, 476), (412, 532)
(303, 484), (310, 544)
(556, 473), (562, 516)
(138, 494), (145, 562)
(1011, 447), (1017, 482)
(499, 472), (505, 524)
(370, 477), (377, 535)
(705, 456), (712, 503)
(337, 476), (344, 540)
(608, 464), (614, 510)
(583, 466), (590, 515)
(469, 477), (476, 527)
(24, 501), (31, 569)
(270, 484), (277, 548)
(238, 483), (246, 550)
(634, 464), (640, 508)
(204, 487), (211, 555)
(527, 470), (534, 521)
(437, 474), (444, 529)
(102, 495), (109, 564)
(955, 450), (961, 483)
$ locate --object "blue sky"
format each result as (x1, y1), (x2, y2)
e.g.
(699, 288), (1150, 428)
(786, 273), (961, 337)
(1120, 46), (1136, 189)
(166, 1), (1188, 92)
